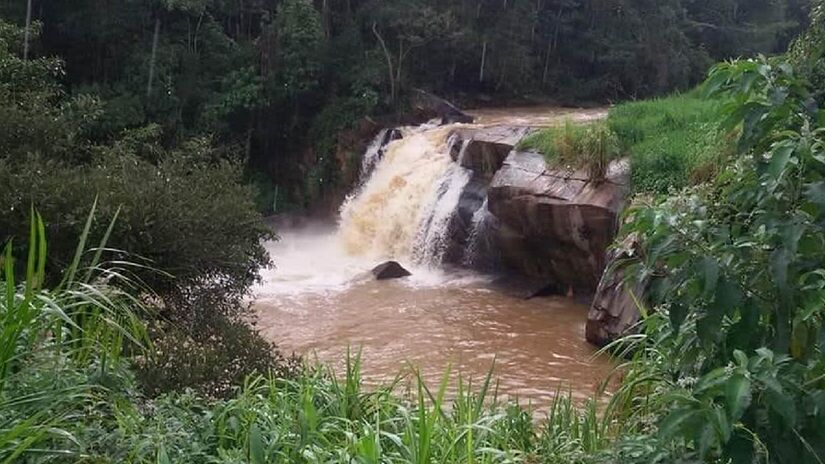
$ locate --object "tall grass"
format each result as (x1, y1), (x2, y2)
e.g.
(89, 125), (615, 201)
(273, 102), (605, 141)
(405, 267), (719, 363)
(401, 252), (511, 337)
(519, 120), (621, 182)
(0, 205), (148, 462)
(520, 93), (729, 193)
(0, 211), (668, 463)
(608, 92), (730, 194)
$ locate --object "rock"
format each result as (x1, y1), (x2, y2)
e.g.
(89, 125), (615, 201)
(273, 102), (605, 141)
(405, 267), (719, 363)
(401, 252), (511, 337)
(439, 126), (532, 265)
(585, 234), (646, 347)
(490, 276), (564, 299)
(382, 128), (403, 146)
(411, 89), (474, 125)
(371, 261), (412, 280)
(487, 151), (630, 294)
(442, 175), (488, 264)
(450, 126), (529, 178)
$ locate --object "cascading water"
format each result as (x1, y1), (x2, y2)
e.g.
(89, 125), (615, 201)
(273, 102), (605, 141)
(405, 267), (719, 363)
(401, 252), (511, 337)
(255, 106), (616, 410)
(462, 197), (496, 269)
(411, 163), (471, 265)
(338, 124), (469, 266)
(359, 129), (391, 182)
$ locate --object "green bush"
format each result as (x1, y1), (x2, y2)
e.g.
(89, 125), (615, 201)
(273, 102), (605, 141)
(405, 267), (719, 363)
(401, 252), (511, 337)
(616, 58), (825, 463)
(136, 316), (299, 400)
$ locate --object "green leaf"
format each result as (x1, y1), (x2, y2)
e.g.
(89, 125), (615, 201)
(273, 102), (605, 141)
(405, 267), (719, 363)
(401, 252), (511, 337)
(157, 443), (171, 464)
(659, 408), (701, 440)
(765, 383), (797, 427)
(698, 257), (720, 299)
(670, 302), (688, 332)
(249, 424), (265, 464)
(712, 278), (744, 317)
(768, 142), (795, 179)
(725, 373), (752, 420)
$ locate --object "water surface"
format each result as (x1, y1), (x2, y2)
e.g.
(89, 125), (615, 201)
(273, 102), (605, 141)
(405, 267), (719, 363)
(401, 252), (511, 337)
(254, 228), (614, 407)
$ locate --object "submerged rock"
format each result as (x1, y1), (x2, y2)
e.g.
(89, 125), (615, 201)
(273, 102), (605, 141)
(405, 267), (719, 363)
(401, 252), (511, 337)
(585, 234), (646, 347)
(487, 151), (630, 294)
(490, 275), (564, 300)
(371, 261), (412, 280)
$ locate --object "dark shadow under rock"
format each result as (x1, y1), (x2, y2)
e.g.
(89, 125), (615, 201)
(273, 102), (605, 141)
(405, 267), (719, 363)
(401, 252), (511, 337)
(489, 275), (564, 300)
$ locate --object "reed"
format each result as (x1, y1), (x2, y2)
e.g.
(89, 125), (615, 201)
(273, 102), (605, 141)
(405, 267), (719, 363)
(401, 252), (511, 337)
(0, 205), (148, 462)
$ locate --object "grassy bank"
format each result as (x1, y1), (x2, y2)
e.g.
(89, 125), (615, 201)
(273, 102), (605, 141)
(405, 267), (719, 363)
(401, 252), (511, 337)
(520, 92), (729, 194)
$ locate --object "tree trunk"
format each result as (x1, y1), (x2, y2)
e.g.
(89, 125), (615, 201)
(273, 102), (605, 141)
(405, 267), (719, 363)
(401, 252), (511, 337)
(542, 39), (552, 84)
(147, 17), (161, 98)
(395, 40), (404, 92)
(23, 0), (33, 59)
(372, 22), (396, 101)
(479, 40), (487, 82)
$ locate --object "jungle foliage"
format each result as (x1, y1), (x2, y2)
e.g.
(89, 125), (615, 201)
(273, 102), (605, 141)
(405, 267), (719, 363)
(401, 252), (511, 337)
(0, 0), (812, 210)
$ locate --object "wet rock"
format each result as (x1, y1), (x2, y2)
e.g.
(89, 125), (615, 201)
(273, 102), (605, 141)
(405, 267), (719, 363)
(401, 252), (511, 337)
(585, 234), (646, 347)
(487, 151), (630, 293)
(490, 276), (564, 299)
(440, 126), (532, 266)
(450, 126), (529, 178)
(382, 128), (403, 146)
(411, 89), (474, 125)
(371, 261), (412, 280)
(442, 175), (488, 264)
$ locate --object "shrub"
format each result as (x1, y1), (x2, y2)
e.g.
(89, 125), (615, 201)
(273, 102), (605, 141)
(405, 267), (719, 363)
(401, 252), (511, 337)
(135, 316), (299, 400)
(0, 210), (147, 461)
(0, 143), (272, 324)
(617, 58), (825, 463)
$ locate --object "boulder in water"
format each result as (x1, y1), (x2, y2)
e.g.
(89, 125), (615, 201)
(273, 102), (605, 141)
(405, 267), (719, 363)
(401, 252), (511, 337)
(371, 261), (412, 280)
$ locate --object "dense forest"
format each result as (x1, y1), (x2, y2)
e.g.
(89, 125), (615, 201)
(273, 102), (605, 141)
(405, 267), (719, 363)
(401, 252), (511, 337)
(0, 0), (813, 211)
(3, 0), (825, 462)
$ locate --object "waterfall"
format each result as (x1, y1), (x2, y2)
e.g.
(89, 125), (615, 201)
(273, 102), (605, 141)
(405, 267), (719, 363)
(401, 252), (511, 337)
(338, 124), (469, 265)
(411, 163), (471, 265)
(462, 198), (496, 269)
(359, 129), (391, 182)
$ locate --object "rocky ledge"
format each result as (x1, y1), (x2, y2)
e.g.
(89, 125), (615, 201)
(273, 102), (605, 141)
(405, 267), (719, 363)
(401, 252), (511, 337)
(439, 123), (636, 346)
(487, 152), (630, 293)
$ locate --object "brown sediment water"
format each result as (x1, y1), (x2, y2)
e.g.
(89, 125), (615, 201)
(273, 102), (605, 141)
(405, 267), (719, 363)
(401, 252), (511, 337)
(253, 228), (614, 408)
(253, 106), (614, 409)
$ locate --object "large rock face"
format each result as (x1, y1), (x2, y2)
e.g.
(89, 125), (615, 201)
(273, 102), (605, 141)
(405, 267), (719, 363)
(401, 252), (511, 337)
(486, 151), (630, 293)
(441, 126), (527, 265)
(585, 234), (646, 347)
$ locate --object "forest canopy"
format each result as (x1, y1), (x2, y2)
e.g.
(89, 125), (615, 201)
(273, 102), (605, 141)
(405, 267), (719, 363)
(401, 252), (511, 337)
(0, 0), (812, 211)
